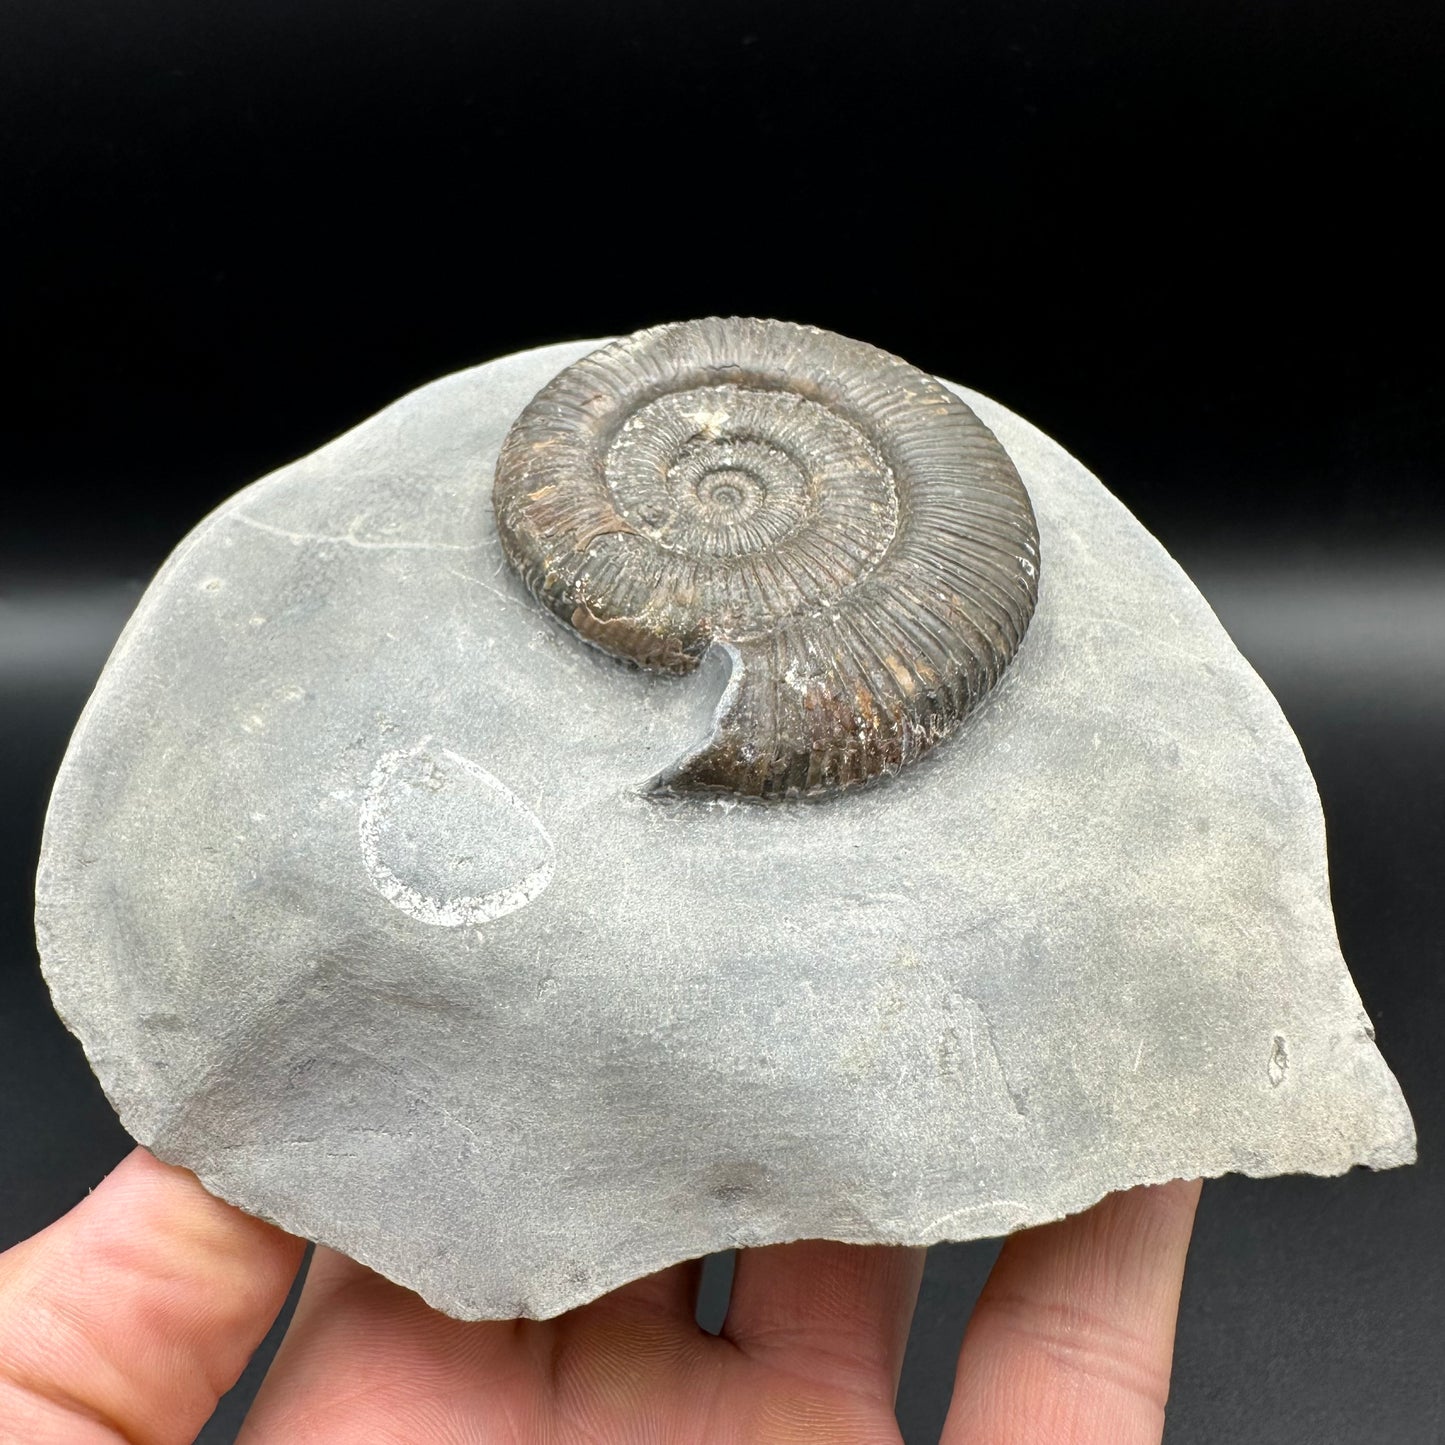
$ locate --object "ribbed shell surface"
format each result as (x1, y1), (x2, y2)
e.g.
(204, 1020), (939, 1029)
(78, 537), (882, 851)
(492, 318), (1040, 799)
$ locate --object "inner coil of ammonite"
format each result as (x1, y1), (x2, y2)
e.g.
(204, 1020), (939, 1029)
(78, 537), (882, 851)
(492, 317), (1040, 800)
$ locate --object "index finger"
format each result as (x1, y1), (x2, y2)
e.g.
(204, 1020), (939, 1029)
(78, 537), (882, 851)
(943, 1178), (1202, 1445)
(0, 1147), (305, 1445)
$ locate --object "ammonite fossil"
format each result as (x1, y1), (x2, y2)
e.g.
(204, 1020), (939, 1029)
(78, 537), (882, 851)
(33, 334), (1417, 1326)
(492, 318), (1040, 799)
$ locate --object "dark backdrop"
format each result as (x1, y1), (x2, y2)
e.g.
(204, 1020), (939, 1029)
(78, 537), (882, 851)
(2, 3), (1441, 1441)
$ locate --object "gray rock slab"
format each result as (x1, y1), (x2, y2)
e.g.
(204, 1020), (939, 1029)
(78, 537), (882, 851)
(35, 339), (1416, 1320)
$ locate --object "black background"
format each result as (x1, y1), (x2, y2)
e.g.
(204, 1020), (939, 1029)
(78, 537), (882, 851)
(2, 2), (1442, 1440)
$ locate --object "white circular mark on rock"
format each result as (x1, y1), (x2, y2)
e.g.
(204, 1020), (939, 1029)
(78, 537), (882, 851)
(358, 739), (554, 926)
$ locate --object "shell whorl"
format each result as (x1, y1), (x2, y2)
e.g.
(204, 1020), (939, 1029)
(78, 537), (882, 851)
(492, 318), (1040, 800)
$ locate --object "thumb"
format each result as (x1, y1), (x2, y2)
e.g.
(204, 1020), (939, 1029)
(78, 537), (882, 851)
(0, 1147), (305, 1445)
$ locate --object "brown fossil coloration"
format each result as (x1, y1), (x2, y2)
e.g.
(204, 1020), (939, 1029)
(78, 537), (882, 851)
(492, 317), (1040, 799)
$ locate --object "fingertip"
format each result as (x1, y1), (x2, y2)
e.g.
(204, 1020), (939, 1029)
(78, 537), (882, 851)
(0, 1147), (306, 1445)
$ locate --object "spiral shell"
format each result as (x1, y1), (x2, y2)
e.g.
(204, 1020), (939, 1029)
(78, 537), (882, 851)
(492, 318), (1040, 800)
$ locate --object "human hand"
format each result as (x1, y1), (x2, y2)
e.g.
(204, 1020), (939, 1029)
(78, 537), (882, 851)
(0, 1149), (1200, 1443)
